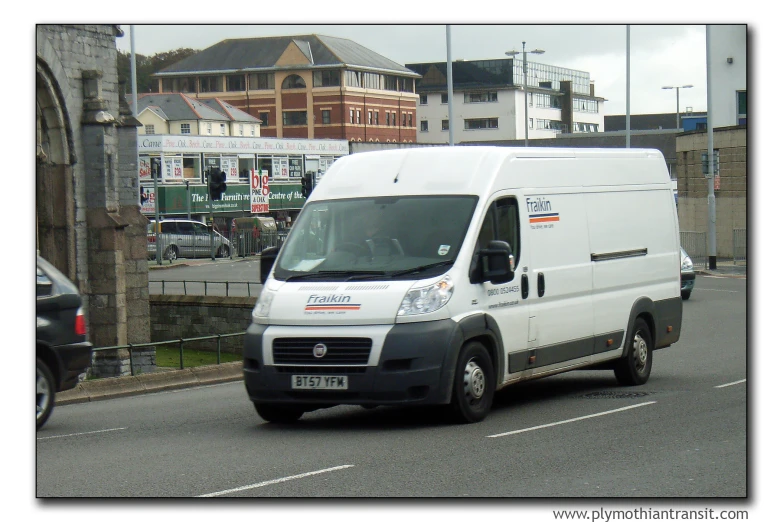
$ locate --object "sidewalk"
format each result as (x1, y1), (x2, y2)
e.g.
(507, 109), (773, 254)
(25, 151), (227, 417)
(147, 255), (257, 270)
(695, 259), (747, 278)
(55, 361), (244, 406)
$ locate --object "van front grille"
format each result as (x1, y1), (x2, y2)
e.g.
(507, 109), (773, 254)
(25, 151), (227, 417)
(272, 337), (372, 365)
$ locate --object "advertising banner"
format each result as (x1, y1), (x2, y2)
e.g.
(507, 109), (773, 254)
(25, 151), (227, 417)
(221, 156), (239, 181)
(250, 169), (270, 214)
(139, 157), (152, 180)
(272, 157), (290, 179)
(289, 157), (303, 178)
(140, 186), (156, 214)
(163, 157), (184, 180)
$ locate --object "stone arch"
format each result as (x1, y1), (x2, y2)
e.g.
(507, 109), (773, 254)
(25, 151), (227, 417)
(36, 57), (76, 280)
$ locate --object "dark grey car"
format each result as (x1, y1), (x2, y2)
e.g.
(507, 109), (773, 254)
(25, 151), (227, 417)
(36, 257), (93, 430)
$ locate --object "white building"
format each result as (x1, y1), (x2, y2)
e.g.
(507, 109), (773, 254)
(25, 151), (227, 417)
(406, 58), (605, 144)
(707, 25), (747, 127)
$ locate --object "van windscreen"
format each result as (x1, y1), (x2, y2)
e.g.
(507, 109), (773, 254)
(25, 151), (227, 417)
(275, 195), (478, 281)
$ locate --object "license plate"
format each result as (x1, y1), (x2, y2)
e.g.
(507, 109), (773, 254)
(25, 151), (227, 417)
(291, 375), (348, 390)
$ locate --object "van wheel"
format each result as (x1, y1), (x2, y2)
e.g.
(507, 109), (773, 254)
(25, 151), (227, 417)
(682, 290), (691, 300)
(614, 318), (653, 386)
(449, 342), (495, 423)
(36, 358), (55, 430)
(254, 403), (304, 423)
(163, 246), (178, 261)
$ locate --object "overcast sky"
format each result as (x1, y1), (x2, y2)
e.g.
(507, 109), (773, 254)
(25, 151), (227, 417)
(115, 24), (715, 116)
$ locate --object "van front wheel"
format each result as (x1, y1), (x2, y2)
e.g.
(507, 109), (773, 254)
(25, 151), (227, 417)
(614, 318), (653, 386)
(449, 342), (495, 423)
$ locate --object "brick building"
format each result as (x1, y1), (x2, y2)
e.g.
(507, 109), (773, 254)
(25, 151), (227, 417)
(152, 35), (421, 144)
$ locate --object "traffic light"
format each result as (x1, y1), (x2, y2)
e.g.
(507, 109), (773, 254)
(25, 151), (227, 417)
(301, 172), (314, 199)
(208, 168), (227, 201)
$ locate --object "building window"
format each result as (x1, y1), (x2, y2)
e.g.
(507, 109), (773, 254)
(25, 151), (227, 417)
(534, 93), (562, 109)
(529, 118), (533, 129)
(180, 123), (191, 135)
(465, 118), (499, 130)
(368, 110), (372, 125)
(364, 72), (381, 90)
(282, 75), (306, 89)
(386, 112), (390, 126)
(420, 94), (428, 105)
(572, 97), (597, 113)
(421, 120), (429, 132)
(251, 126), (255, 136)
(344, 70), (362, 88)
(206, 123), (212, 135)
(350, 109), (354, 124)
(283, 111), (307, 126)
(408, 114), (413, 127)
(322, 110), (331, 125)
(199, 76), (223, 93)
(239, 124), (244, 136)
(737, 90), (747, 124)
(313, 69), (341, 87)
(145, 125), (155, 135)
(248, 73), (273, 90)
(220, 124), (226, 136)
(392, 113), (396, 126)
(441, 93), (449, 104)
(442, 120), (449, 131)
(258, 112), (269, 127)
(374, 111), (379, 125)
(356, 111), (361, 125)
(227, 74), (246, 92)
(402, 113), (406, 127)
(464, 92), (498, 103)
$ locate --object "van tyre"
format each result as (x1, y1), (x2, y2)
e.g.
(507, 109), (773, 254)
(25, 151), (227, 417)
(614, 318), (653, 386)
(449, 342), (495, 423)
(681, 290), (691, 300)
(253, 403), (304, 423)
(36, 358), (55, 430)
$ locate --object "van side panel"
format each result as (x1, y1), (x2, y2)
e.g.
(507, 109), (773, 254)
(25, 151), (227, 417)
(587, 186), (680, 342)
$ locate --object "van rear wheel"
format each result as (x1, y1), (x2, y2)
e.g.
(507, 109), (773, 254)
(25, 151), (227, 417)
(449, 342), (495, 423)
(614, 317), (653, 385)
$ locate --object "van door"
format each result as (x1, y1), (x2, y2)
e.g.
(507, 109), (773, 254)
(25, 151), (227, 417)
(522, 191), (596, 374)
(472, 195), (531, 382)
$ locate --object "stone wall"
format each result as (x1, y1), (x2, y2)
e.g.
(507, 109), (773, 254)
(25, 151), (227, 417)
(675, 126), (747, 258)
(149, 296), (256, 355)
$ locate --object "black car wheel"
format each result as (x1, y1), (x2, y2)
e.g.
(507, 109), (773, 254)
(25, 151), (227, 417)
(36, 358), (55, 430)
(163, 246), (178, 261)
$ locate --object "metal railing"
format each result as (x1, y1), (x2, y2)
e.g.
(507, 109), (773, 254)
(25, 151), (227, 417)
(92, 332), (245, 376)
(680, 231), (707, 269)
(231, 230), (287, 258)
(148, 229), (287, 261)
(150, 280), (262, 296)
(733, 228), (747, 265)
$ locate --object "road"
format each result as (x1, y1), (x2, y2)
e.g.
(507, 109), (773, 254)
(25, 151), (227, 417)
(148, 258), (262, 297)
(38, 275), (747, 498)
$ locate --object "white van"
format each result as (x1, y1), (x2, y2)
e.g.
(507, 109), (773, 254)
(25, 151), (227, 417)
(243, 147), (683, 423)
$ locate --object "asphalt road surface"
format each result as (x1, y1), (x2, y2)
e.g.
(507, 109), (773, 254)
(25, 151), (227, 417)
(148, 258), (262, 297)
(38, 274), (747, 498)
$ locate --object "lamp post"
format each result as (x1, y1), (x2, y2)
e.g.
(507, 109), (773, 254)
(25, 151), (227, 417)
(661, 84), (693, 129)
(507, 42), (544, 146)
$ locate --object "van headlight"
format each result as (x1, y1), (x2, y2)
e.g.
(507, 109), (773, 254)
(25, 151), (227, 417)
(397, 276), (454, 316)
(252, 286), (276, 323)
(681, 255), (693, 271)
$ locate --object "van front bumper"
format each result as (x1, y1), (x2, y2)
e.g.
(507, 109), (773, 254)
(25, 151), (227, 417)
(243, 320), (462, 407)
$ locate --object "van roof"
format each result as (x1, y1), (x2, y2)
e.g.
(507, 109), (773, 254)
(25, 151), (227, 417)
(311, 146), (668, 202)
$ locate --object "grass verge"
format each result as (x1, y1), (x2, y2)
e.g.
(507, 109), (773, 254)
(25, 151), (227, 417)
(155, 346), (243, 368)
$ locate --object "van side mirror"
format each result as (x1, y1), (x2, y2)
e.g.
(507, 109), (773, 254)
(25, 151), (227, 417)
(477, 240), (514, 285)
(259, 246), (280, 284)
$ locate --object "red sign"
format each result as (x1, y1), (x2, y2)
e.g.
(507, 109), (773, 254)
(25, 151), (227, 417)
(250, 169), (270, 214)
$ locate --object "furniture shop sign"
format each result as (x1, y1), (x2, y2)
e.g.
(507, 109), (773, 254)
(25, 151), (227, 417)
(144, 183), (306, 215)
(250, 169), (270, 214)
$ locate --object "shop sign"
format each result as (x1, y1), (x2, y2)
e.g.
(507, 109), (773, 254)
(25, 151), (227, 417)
(251, 170), (270, 214)
(221, 156), (240, 181)
(138, 135), (350, 155)
(289, 157), (303, 178)
(273, 157), (290, 178)
(146, 182), (306, 215)
(140, 186), (156, 214)
(163, 157), (184, 180)
(139, 157), (152, 180)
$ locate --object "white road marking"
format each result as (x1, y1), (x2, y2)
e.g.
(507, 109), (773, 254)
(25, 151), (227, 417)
(487, 401), (657, 439)
(37, 427), (127, 440)
(715, 379), (747, 389)
(197, 465), (355, 497)
(696, 288), (739, 293)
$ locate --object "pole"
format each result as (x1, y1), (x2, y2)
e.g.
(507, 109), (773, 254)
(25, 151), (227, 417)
(523, 42), (529, 147)
(154, 154), (162, 264)
(626, 25), (631, 148)
(446, 25), (454, 146)
(676, 87), (680, 129)
(185, 180), (191, 220)
(706, 25), (717, 270)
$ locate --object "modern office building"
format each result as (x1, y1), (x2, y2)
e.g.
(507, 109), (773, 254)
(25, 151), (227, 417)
(152, 35), (421, 144)
(405, 58), (605, 144)
(707, 25), (746, 127)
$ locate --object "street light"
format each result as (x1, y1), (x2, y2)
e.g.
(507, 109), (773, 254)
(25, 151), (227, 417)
(507, 42), (545, 146)
(661, 84), (693, 129)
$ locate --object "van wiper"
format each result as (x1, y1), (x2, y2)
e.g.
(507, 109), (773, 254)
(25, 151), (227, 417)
(386, 261), (455, 278)
(285, 270), (385, 282)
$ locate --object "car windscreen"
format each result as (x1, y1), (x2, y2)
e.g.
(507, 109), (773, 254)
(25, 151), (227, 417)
(274, 195), (478, 281)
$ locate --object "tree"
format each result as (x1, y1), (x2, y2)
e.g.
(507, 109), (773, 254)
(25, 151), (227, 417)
(117, 47), (199, 94)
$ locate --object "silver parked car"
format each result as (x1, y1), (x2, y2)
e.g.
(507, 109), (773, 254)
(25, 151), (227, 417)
(148, 219), (232, 261)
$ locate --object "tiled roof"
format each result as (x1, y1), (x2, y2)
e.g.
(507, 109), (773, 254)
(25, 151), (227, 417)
(201, 98), (261, 122)
(155, 34), (418, 77)
(130, 93), (234, 122)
